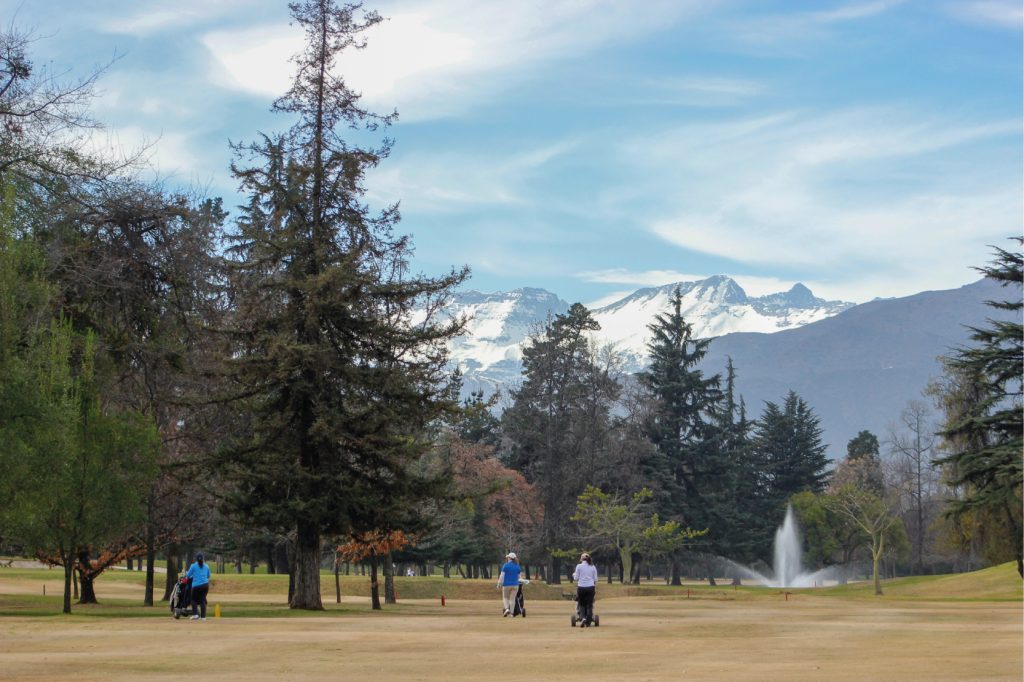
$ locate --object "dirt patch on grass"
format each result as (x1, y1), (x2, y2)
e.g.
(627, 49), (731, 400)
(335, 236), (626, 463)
(0, 593), (1019, 681)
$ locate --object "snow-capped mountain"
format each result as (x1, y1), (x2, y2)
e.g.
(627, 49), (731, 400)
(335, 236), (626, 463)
(591, 275), (853, 370)
(443, 276), (853, 393)
(445, 287), (570, 394)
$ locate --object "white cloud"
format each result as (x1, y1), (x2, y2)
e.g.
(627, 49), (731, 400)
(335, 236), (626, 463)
(201, 0), (709, 120)
(584, 290), (635, 309)
(636, 75), (768, 107)
(100, 0), (256, 35)
(726, 0), (905, 50)
(576, 268), (814, 299)
(201, 24), (303, 99)
(577, 268), (707, 286)
(621, 107), (1020, 301)
(84, 125), (205, 182)
(945, 0), (1023, 28)
(366, 138), (580, 212)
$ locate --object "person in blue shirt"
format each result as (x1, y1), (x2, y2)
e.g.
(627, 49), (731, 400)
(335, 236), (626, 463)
(186, 552), (211, 621)
(496, 552), (521, 617)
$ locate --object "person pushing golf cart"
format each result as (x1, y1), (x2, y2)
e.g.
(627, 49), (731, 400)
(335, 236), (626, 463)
(571, 552), (599, 627)
(496, 552), (522, 617)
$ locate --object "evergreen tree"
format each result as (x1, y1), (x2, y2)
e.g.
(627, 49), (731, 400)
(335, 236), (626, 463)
(219, 1), (467, 609)
(844, 430), (884, 495)
(636, 288), (726, 558)
(935, 239), (1023, 577)
(717, 360), (762, 566)
(753, 391), (830, 518)
(502, 303), (620, 583)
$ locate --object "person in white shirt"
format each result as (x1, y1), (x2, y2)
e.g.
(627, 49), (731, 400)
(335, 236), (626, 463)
(572, 552), (598, 626)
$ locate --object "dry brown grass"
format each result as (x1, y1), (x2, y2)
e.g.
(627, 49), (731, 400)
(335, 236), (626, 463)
(0, 566), (1020, 681)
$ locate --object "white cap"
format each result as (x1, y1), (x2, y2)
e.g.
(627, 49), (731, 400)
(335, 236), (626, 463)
(506, 552), (517, 560)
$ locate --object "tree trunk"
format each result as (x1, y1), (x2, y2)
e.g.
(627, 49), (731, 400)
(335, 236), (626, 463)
(334, 557), (341, 604)
(290, 525), (321, 610)
(384, 552), (396, 605)
(266, 545), (276, 574)
(162, 550), (178, 601)
(144, 539), (156, 606)
(61, 548), (73, 614)
(285, 541), (295, 604)
(78, 572), (97, 604)
(872, 534), (885, 596)
(370, 554), (381, 610)
(1003, 501), (1024, 578)
(670, 561), (682, 586)
(76, 551), (98, 604)
(274, 540), (290, 576)
(443, 561), (450, 579)
(547, 555), (561, 585)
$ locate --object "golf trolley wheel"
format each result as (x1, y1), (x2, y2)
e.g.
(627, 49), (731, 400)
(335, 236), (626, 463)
(593, 614), (599, 627)
(570, 614), (577, 627)
(173, 609), (181, 620)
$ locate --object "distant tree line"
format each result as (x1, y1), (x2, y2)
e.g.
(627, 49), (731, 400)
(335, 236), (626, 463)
(1, 1), (1019, 615)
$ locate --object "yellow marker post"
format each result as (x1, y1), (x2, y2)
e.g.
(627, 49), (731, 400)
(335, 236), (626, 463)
(215, 603), (221, 618)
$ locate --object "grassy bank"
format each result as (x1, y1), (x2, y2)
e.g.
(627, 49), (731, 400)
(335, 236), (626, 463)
(0, 561), (1019, 619)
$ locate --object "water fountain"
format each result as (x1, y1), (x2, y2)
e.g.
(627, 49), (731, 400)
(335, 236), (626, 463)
(729, 505), (839, 588)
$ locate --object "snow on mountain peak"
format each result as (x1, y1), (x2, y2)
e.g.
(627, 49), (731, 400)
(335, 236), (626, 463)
(437, 276), (853, 392)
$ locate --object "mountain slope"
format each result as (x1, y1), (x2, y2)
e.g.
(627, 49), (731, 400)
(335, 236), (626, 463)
(699, 278), (1015, 456)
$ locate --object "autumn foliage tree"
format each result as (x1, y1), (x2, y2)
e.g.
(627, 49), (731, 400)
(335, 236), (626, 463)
(337, 530), (413, 610)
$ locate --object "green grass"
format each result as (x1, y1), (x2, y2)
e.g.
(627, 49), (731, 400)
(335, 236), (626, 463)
(812, 562), (1024, 601)
(2, 561), (1019, 619)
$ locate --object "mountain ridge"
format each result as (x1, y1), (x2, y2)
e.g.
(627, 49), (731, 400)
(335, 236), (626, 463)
(436, 275), (1010, 458)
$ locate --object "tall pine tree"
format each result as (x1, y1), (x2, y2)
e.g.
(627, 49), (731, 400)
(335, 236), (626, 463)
(753, 391), (830, 513)
(220, 1), (467, 609)
(636, 288), (727, 577)
(935, 239), (1023, 577)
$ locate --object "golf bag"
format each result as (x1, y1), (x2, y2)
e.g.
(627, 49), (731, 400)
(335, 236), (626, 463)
(169, 573), (192, 619)
(570, 589), (599, 627)
(512, 584), (526, 617)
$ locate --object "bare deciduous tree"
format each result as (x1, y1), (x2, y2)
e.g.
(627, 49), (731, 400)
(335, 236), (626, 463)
(886, 400), (940, 573)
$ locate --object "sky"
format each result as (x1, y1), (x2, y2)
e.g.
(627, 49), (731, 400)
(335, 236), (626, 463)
(7, 0), (1022, 305)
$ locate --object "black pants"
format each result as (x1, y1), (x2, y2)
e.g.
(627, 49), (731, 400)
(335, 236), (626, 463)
(191, 583), (209, 618)
(576, 586), (595, 623)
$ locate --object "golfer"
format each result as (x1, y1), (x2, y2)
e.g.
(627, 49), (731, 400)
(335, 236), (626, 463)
(496, 552), (521, 617)
(573, 552), (597, 626)
(186, 552), (211, 621)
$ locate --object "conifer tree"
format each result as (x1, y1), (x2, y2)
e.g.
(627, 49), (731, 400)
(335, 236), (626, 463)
(753, 391), (829, 516)
(636, 288), (725, 541)
(935, 239), (1023, 577)
(502, 303), (619, 583)
(220, 1), (467, 609)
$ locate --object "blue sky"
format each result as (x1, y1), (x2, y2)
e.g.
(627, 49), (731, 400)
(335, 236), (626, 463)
(9, 0), (1022, 304)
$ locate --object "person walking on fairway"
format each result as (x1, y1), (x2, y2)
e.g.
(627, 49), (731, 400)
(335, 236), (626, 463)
(496, 552), (521, 617)
(573, 552), (597, 626)
(186, 552), (211, 621)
